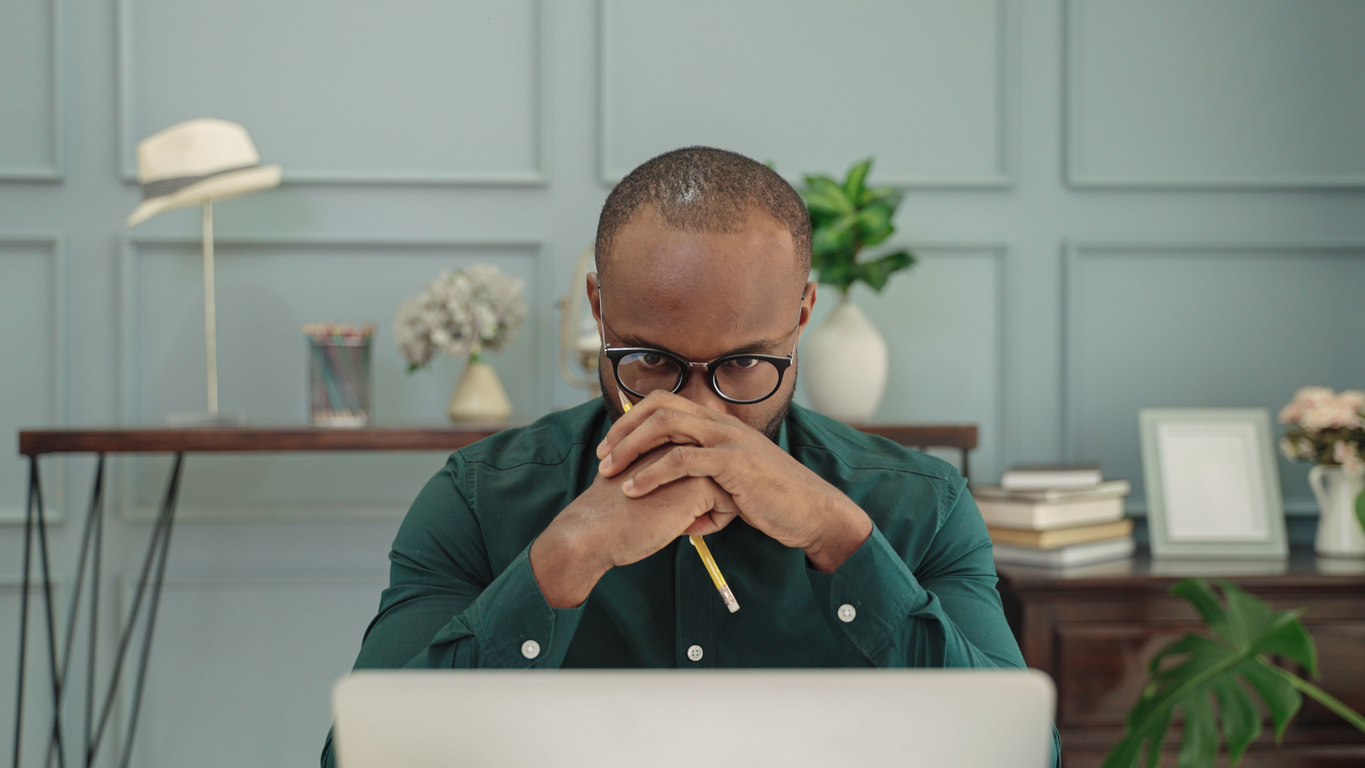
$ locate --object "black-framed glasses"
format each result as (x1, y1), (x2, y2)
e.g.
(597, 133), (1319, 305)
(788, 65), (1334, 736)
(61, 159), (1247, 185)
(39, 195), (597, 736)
(601, 292), (803, 405)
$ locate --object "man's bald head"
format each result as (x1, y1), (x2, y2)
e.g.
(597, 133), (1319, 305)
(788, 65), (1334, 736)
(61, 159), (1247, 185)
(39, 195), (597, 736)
(595, 147), (811, 285)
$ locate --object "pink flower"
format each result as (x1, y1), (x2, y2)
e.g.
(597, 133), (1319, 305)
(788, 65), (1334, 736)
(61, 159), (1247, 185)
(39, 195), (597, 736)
(1341, 389), (1365, 416)
(1281, 386), (1363, 430)
(1333, 441), (1364, 477)
(1280, 386), (1332, 424)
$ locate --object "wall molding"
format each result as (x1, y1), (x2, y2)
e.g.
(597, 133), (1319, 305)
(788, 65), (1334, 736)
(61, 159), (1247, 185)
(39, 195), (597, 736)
(1061, 240), (1365, 514)
(872, 241), (1010, 478)
(116, 0), (553, 186)
(115, 570), (388, 594)
(0, 0), (64, 180)
(110, 570), (384, 760)
(0, 577), (68, 656)
(1062, 0), (1365, 190)
(597, 0), (1018, 189)
(115, 233), (551, 523)
(0, 575), (66, 592)
(0, 236), (67, 525)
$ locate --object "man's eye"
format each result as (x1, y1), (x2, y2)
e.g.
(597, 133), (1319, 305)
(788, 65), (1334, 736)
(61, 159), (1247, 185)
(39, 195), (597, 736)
(641, 353), (667, 367)
(726, 357), (761, 370)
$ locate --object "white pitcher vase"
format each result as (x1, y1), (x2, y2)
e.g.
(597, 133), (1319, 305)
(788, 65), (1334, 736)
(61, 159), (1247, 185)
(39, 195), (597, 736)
(801, 295), (888, 422)
(447, 355), (512, 424)
(1308, 464), (1365, 558)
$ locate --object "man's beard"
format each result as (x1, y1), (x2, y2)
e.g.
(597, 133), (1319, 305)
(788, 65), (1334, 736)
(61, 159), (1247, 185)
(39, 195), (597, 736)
(597, 362), (795, 444)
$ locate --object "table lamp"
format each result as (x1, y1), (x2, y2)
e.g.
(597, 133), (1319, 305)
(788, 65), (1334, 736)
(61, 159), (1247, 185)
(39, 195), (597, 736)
(126, 118), (282, 425)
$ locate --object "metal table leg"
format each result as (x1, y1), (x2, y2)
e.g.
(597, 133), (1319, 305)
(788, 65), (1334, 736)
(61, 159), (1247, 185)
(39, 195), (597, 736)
(40, 455), (105, 768)
(11, 452), (184, 768)
(88, 453), (183, 768)
(115, 453), (182, 768)
(13, 455), (67, 768)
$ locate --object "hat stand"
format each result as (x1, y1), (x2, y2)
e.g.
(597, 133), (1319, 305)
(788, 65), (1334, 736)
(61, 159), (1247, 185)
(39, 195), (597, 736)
(166, 200), (246, 426)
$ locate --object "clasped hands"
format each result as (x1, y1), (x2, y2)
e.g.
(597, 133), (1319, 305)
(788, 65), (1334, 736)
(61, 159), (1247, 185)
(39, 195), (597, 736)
(529, 391), (872, 608)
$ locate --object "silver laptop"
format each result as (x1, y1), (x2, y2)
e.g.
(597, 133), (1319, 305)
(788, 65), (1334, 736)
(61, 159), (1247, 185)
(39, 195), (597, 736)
(332, 669), (1054, 768)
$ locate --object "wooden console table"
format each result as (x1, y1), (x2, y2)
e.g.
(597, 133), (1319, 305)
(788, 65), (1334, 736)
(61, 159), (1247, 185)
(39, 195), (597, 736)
(996, 553), (1365, 767)
(12, 422), (975, 768)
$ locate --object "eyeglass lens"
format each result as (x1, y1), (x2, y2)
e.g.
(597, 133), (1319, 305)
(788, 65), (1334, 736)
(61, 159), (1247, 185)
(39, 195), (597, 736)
(616, 351), (781, 402)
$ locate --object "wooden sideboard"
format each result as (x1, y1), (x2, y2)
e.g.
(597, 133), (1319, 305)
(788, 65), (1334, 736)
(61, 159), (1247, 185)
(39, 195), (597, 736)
(995, 552), (1365, 768)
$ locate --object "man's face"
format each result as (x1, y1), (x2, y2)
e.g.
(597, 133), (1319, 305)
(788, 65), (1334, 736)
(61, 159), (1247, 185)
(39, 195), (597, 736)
(589, 206), (816, 441)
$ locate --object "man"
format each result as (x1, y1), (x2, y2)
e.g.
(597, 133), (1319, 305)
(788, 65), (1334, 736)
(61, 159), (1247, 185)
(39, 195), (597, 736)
(323, 147), (1054, 766)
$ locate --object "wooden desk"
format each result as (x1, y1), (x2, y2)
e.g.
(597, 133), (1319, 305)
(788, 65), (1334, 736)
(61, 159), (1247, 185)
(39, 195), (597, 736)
(18, 422), (976, 466)
(996, 553), (1365, 767)
(12, 421), (976, 768)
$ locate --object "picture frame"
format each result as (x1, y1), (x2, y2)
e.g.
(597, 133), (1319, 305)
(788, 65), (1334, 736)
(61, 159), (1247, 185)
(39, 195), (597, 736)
(1139, 408), (1288, 559)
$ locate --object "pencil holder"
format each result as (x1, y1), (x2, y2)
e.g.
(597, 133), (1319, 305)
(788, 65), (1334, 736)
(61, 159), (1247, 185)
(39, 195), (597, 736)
(304, 323), (375, 428)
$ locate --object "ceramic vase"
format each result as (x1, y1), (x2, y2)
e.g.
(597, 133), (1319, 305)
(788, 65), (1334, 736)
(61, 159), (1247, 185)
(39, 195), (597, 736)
(447, 357), (512, 424)
(1308, 464), (1365, 558)
(801, 296), (888, 422)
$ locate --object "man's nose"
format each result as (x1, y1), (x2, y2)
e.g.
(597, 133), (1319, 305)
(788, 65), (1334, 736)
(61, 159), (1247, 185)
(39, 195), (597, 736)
(676, 365), (728, 413)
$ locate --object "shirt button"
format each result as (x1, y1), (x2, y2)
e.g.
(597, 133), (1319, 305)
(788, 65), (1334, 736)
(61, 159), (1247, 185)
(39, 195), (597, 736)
(521, 639), (541, 659)
(686, 644), (704, 662)
(837, 604), (857, 623)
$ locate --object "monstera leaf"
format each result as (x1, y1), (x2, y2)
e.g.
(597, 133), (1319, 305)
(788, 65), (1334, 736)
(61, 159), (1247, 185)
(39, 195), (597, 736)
(1105, 579), (1365, 768)
(1357, 488), (1365, 536)
(798, 158), (914, 295)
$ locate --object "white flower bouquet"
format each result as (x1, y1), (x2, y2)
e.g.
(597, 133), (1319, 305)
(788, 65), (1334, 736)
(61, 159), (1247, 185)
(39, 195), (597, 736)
(393, 265), (527, 371)
(1278, 386), (1365, 475)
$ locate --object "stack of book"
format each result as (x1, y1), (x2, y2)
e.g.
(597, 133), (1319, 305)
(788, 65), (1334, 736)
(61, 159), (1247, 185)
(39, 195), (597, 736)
(975, 464), (1134, 568)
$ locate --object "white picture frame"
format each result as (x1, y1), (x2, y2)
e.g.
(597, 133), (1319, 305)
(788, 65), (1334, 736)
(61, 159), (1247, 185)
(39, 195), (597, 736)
(1139, 408), (1288, 559)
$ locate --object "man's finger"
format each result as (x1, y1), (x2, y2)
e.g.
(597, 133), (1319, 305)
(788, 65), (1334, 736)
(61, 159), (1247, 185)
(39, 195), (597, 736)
(623, 445), (733, 497)
(683, 478), (740, 536)
(597, 390), (723, 461)
(600, 407), (699, 476)
(684, 512), (733, 537)
(601, 406), (735, 477)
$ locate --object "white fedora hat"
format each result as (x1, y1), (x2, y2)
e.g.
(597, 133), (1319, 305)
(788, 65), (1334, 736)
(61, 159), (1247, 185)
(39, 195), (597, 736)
(126, 118), (282, 227)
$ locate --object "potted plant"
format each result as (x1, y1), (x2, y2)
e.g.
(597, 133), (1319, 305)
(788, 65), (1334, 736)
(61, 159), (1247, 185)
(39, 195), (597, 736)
(1106, 579), (1365, 768)
(798, 158), (914, 421)
(393, 265), (527, 423)
(1278, 386), (1365, 557)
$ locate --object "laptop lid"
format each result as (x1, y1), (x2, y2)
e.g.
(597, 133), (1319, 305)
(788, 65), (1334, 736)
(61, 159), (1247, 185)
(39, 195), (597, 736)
(333, 669), (1054, 768)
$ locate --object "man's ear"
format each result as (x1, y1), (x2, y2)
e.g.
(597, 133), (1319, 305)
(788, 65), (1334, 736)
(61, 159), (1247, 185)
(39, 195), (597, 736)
(797, 281), (818, 335)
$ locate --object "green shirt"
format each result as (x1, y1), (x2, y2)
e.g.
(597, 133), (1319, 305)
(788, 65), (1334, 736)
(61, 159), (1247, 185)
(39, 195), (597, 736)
(323, 401), (1057, 765)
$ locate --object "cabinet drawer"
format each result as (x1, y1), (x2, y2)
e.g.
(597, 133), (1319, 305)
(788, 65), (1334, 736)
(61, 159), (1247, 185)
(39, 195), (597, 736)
(1053, 623), (1197, 727)
(1297, 622), (1365, 726)
(1052, 621), (1365, 730)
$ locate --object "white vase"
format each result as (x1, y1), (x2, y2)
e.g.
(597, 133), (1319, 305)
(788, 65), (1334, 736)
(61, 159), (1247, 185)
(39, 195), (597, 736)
(1308, 464), (1365, 558)
(447, 358), (512, 424)
(801, 296), (888, 422)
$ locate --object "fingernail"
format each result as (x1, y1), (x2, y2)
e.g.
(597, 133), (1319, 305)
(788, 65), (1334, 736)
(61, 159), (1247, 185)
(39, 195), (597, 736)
(599, 454), (612, 472)
(596, 441), (608, 459)
(622, 479), (635, 494)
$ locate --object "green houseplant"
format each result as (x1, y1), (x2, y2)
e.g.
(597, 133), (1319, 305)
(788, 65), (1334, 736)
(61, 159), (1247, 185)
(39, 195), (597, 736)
(1105, 579), (1365, 768)
(796, 158), (915, 422)
(800, 158), (915, 298)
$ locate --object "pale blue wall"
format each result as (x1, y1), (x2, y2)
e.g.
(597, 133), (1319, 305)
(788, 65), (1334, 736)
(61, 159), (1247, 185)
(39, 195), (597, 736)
(2, 1), (1365, 765)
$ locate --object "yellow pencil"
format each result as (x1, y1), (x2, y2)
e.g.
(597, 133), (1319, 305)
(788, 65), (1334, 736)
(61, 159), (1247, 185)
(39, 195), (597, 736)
(618, 389), (740, 613)
(688, 535), (740, 613)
